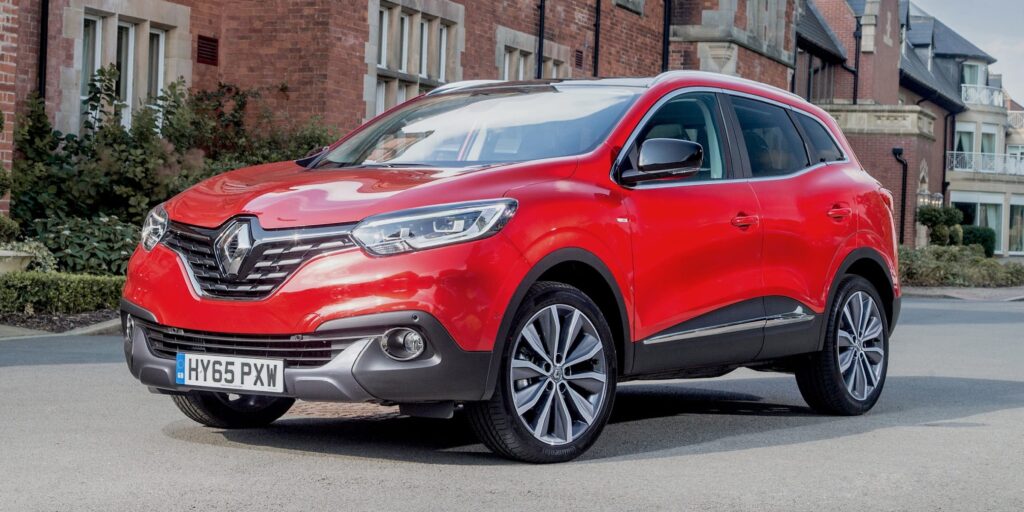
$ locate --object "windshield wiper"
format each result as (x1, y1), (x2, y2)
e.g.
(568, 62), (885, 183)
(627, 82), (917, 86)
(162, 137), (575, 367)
(316, 161), (435, 170)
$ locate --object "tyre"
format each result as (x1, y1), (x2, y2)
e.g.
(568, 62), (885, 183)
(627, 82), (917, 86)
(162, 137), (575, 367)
(796, 275), (889, 415)
(171, 391), (295, 429)
(467, 281), (617, 463)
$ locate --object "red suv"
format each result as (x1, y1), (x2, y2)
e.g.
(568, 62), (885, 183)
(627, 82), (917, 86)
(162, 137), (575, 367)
(122, 72), (900, 463)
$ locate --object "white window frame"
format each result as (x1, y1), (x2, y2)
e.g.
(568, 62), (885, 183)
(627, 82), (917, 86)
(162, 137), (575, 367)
(375, 79), (387, 116)
(116, 21), (136, 128)
(418, 20), (428, 77)
(502, 48), (513, 80)
(397, 82), (407, 104)
(438, 24), (448, 82)
(148, 29), (167, 101)
(377, 8), (389, 68)
(517, 52), (527, 80)
(962, 62), (984, 86)
(399, 13), (410, 73)
(80, 15), (103, 112)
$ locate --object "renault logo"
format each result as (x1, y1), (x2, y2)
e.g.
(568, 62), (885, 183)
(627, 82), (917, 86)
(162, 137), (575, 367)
(214, 220), (253, 278)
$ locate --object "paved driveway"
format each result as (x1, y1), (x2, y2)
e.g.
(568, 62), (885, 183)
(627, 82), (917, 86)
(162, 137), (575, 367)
(1, 298), (1022, 511)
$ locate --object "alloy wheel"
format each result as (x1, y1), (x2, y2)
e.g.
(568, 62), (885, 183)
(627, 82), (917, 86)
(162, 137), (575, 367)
(836, 291), (886, 401)
(508, 304), (609, 445)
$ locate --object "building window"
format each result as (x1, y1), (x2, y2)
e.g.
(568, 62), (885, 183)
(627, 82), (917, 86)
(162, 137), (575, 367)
(953, 192), (1005, 253)
(116, 23), (136, 128)
(375, 79), (387, 116)
(438, 24), (449, 82)
(955, 123), (976, 153)
(377, 8), (389, 68)
(962, 63), (985, 86)
(147, 30), (167, 102)
(80, 16), (102, 126)
(418, 20), (428, 77)
(502, 49), (513, 80)
(399, 13), (410, 73)
(517, 52), (527, 80)
(1010, 201), (1024, 254)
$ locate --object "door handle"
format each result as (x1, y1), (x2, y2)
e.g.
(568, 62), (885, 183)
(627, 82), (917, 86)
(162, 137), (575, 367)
(731, 214), (759, 229)
(827, 206), (853, 220)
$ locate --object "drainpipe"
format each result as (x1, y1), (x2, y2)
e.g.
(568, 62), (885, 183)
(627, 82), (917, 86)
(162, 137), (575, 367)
(942, 112), (955, 200)
(37, 0), (50, 97)
(661, 0), (672, 72)
(893, 147), (909, 245)
(852, 17), (862, 105)
(536, 0), (547, 79)
(593, 0), (601, 77)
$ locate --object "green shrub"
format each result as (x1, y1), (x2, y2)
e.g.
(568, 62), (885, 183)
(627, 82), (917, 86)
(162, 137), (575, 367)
(0, 215), (19, 243)
(942, 207), (964, 227)
(0, 272), (124, 314)
(0, 240), (57, 272)
(948, 224), (964, 246)
(929, 224), (950, 246)
(963, 225), (997, 257)
(36, 215), (138, 275)
(899, 245), (1024, 287)
(916, 205), (946, 228)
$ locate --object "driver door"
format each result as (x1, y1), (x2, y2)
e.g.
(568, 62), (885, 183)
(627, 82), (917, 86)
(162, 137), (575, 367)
(622, 91), (766, 374)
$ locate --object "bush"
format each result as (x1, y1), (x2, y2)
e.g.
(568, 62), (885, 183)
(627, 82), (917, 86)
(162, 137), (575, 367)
(899, 245), (1024, 287)
(0, 240), (57, 272)
(0, 215), (18, 243)
(963, 225), (997, 257)
(943, 207), (964, 227)
(929, 224), (950, 246)
(0, 272), (125, 314)
(949, 223), (964, 246)
(916, 205), (946, 229)
(36, 215), (138, 275)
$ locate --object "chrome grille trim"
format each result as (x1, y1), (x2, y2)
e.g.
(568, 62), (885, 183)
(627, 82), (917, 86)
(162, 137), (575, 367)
(161, 218), (357, 300)
(139, 319), (376, 368)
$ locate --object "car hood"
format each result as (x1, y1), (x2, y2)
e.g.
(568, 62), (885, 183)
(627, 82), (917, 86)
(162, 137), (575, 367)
(164, 159), (575, 229)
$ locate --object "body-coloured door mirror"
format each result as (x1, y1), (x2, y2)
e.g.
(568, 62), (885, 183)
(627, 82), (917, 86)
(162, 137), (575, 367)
(622, 138), (703, 184)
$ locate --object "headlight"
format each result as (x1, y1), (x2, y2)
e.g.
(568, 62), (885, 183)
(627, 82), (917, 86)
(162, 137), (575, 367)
(352, 199), (517, 256)
(141, 204), (169, 251)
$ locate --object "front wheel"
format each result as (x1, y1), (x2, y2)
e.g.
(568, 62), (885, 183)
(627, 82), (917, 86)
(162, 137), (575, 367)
(171, 391), (295, 428)
(796, 275), (889, 415)
(467, 282), (617, 463)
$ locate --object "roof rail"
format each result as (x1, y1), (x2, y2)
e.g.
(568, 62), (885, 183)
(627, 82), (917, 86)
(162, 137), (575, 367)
(651, 70), (803, 101)
(426, 80), (505, 96)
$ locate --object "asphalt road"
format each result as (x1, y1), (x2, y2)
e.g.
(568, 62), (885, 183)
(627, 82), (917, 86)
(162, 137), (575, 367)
(1, 298), (1022, 511)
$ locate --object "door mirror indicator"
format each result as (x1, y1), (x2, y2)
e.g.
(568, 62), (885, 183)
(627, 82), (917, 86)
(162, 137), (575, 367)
(622, 138), (703, 184)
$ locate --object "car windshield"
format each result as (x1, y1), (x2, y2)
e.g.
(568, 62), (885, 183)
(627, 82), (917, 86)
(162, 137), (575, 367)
(314, 85), (640, 169)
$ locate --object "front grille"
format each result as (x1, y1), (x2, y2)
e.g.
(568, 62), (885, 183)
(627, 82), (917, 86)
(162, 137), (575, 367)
(163, 219), (356, 300)
(141, 320), (373, 368)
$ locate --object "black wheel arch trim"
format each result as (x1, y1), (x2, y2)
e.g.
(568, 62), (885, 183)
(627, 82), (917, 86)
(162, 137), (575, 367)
(482, 247), (633, 400)
(820, 247), (898, 350)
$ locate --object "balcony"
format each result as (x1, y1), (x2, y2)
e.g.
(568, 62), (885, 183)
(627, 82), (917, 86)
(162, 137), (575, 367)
(961, 84), (1005, 108)
(946, 151), (1024, 175)
(1009, 111), (1024, 130)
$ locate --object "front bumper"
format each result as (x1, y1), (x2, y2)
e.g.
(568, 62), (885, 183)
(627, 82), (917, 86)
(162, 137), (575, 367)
(122, 302), (492, 403)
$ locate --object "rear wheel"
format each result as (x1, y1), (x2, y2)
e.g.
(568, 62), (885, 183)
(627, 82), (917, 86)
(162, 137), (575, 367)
(171, 391), (294, 428)
(796, 275), (889, 415)
(467, 282), (617, 463)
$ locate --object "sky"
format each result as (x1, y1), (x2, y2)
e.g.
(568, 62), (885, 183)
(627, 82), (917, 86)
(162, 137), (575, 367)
(913, 0), (1024, 102)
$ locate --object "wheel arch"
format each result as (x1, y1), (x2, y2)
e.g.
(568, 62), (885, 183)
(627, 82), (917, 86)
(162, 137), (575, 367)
(819, 248), (897, 350)
(481, 248), (632, 399)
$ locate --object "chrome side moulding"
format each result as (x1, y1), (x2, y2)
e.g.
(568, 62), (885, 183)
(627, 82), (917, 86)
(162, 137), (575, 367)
(642, 307), (815, 345)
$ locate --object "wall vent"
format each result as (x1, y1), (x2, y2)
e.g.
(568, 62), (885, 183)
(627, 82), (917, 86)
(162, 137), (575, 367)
(197, 36), (219, 66)
(574, 49), (585, 68)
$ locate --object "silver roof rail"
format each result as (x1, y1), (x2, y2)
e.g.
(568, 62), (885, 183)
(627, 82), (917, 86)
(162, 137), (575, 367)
(651, 70), (803, 101)
(426, 80), (505, 96)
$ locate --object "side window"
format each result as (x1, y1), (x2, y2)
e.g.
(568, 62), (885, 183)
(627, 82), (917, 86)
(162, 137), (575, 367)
(794, 113), (844, 164)
(625, 92), (728, 182)
(731, 97), (810, 178)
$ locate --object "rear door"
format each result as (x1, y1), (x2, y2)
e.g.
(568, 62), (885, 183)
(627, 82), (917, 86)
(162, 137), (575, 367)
(621, 91), (766, 374)
(725, 95), (857, 358)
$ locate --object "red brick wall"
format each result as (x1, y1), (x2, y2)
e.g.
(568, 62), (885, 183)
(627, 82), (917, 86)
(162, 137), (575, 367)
(860, 0), (900, 105)
(736, 46), (790, 89)
(1, 0), (16, 214)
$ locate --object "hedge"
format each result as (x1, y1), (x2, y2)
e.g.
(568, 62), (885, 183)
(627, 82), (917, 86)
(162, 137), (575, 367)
(962, 225), (997, 258)
(899, 245), (1024, 287)
(0, 272), (125, 314)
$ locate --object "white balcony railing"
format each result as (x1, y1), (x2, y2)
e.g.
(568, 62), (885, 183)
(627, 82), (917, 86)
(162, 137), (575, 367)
(947, 151), (1024, 175)
(961, 84), (1005, 108)
(1009, 111), (1024, 130)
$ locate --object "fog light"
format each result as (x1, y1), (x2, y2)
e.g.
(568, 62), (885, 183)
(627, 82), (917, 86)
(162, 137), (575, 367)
(381, 328), (426, 361)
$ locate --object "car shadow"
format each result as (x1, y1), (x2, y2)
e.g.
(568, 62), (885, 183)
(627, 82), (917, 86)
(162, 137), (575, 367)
(163, 375), (1024, 465)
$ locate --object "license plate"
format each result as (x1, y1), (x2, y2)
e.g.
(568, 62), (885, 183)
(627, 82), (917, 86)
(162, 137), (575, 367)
(175, 353), (284, 393)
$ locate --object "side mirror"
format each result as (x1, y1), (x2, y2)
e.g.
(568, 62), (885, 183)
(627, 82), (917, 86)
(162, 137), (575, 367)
(621, 138), (703, 184)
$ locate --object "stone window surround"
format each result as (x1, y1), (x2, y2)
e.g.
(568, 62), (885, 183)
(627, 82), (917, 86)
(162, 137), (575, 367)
(494, 26), (572, 81)
(364, 0), (465, 120)
(60, 0), (191, 134)
(670, 0), (794, 71)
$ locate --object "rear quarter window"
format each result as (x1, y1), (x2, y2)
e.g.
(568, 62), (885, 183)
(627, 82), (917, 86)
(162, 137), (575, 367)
(794, 113), (844, 164)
